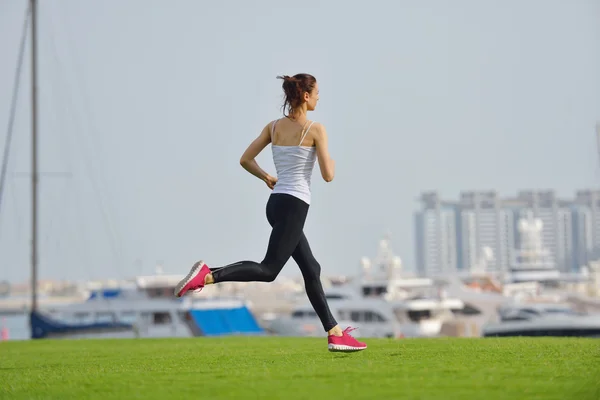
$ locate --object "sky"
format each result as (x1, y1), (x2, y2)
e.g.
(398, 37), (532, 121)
(0, 0), (599, 284)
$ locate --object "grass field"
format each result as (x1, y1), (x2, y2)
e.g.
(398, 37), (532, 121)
(1, 337), (599, 400)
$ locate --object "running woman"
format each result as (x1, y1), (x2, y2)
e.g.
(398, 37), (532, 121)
(174, 73), (366, 352)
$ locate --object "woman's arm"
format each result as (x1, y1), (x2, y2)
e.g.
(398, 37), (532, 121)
(239, 123), (278, 189)
(313, 123), (335, 182)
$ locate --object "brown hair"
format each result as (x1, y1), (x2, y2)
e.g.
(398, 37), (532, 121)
(276, 73), (317, 117)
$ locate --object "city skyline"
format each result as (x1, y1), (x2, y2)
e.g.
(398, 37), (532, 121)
(414, 188), (600, 277)
(4, 186), (600, 286)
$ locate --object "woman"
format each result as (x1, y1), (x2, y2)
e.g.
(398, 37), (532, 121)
(174, 73), (366, 352)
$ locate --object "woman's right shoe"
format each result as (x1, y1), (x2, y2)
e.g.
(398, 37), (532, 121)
(327, 327), (367, 352)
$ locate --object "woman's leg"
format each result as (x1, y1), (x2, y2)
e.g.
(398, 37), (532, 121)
(291, 233), (340, 334)
(292, 232), (367, 351)
(174, 194), (308, 296)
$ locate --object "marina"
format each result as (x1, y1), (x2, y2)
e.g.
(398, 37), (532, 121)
(2, 230), (600, 341)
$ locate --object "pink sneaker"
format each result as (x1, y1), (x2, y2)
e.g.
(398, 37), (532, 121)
(174, 261), (211, 297)
(327, 327), (367, 352)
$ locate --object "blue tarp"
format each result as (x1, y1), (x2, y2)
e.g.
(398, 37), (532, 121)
(189, 306), (264, 336)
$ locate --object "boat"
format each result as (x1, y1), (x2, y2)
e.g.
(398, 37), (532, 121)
(481, 303), (600, 338)
(267, 234), (472, 338)
(31, 273), (264, 339)
(354, 234), (468, 337)
(475, 215), (600, 337)
(266, 289), (402, 338)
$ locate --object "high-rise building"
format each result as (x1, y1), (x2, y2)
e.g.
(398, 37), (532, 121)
(414, 192), (458, 276)
(414, 189), (586, 275)
(573, 190), (600, 270)
(457, 191), (515, 274)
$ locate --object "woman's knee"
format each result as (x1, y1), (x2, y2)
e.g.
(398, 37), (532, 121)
(262, 270), (279, 282)
(259, 263), (283, 282)
(302, 261), (322, 282)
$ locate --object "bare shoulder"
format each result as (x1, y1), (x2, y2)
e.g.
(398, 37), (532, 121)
(260, 119), (278, 138)
(266, 119), (278, 132)
(310, 121), (327, 139)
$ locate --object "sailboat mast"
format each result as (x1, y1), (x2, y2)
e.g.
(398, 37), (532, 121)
(30, 0), (38, 313)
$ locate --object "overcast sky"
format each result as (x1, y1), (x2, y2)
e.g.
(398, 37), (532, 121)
(0, 0), (599, 283)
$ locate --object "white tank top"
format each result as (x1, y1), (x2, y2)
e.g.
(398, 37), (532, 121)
(270, 118), (317, 205)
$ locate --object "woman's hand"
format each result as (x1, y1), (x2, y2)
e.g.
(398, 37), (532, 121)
(264, 175), (278, 190)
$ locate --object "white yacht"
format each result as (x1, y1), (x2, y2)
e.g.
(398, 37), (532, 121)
(266, 288), (402, 338)
(30, 273), (265, 339)
(268, 234), (470, 338)
(481, 303), (600, 338)
(355, 235), (469, 337)
(476, 215), (600, 338)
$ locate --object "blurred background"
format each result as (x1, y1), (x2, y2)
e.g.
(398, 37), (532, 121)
(0, 0), (599, 341)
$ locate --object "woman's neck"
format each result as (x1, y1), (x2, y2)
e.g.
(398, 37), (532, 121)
(288, 107), (308, 124)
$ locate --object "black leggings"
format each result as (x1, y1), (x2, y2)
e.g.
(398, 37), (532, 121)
(211, 193), (338, 332)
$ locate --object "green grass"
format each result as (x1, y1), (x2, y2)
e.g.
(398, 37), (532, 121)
(1, 337), (599, 400)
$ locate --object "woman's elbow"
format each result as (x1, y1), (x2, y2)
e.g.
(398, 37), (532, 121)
(322, 172), (334, 182)
(240, 157), (251, 167)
